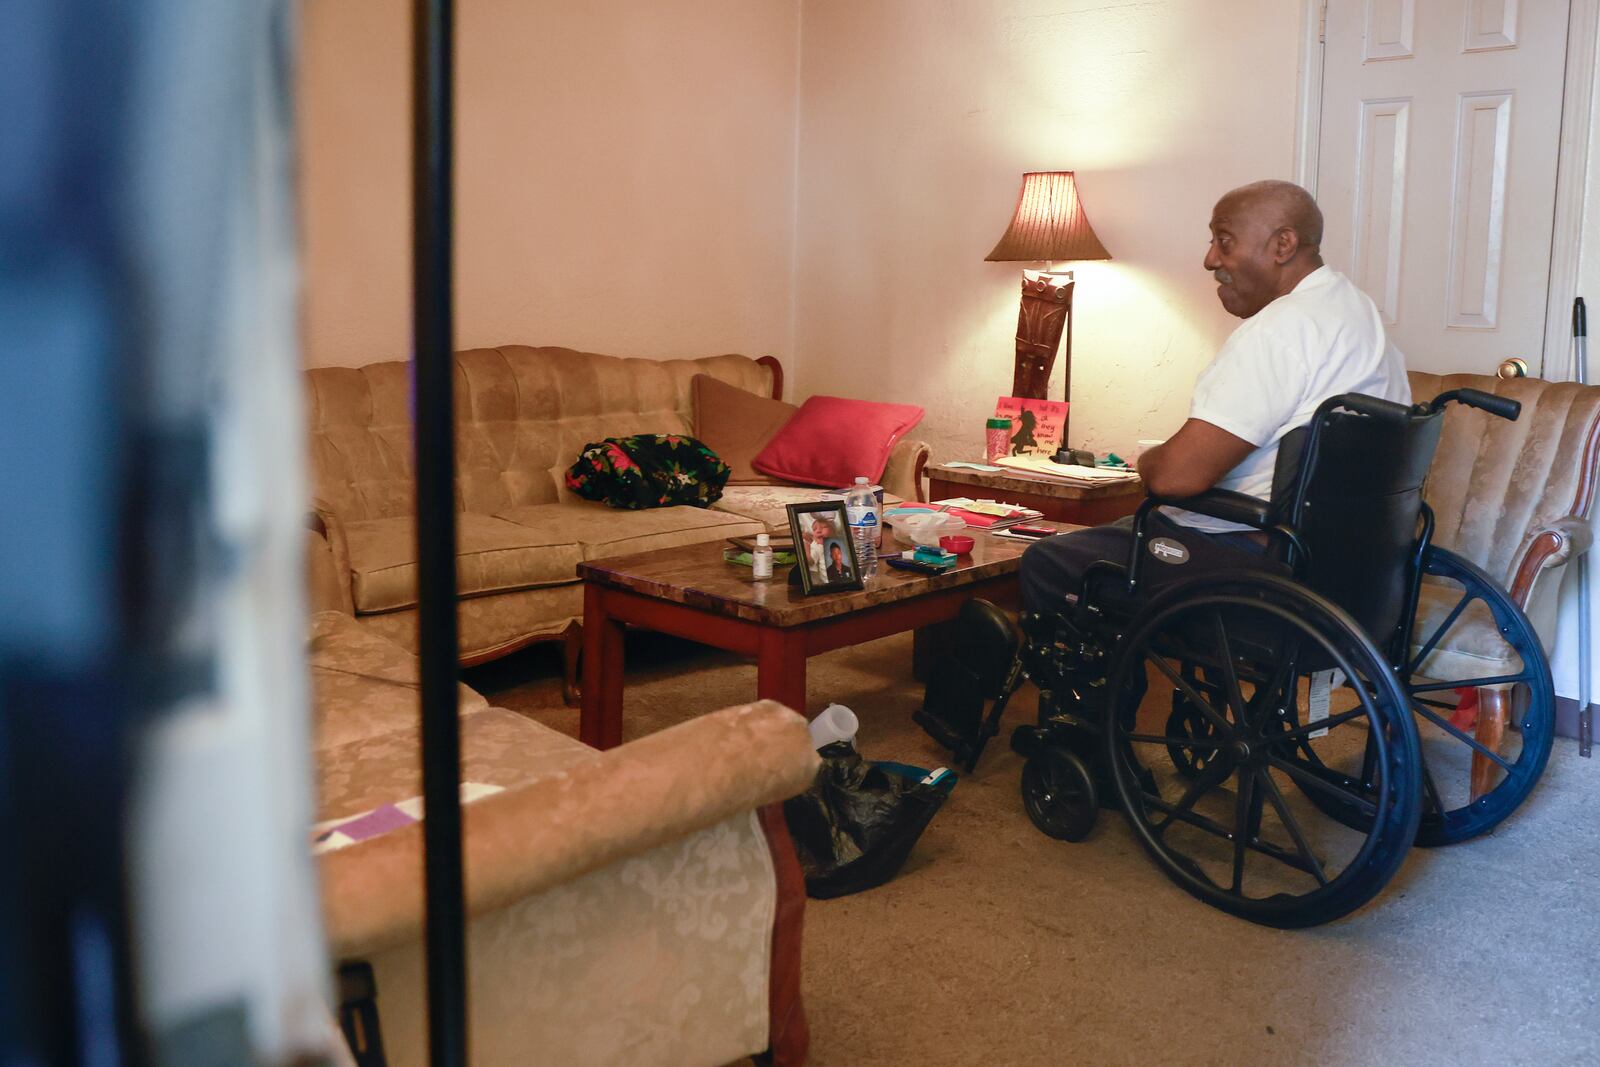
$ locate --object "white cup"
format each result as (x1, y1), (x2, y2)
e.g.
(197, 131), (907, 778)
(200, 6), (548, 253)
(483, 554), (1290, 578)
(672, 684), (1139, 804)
(1132, 439), (1165, 464)
(808, 703), (859, 750)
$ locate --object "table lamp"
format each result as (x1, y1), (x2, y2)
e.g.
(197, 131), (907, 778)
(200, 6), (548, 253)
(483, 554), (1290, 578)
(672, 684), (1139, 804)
(986, 172), (1112, 419)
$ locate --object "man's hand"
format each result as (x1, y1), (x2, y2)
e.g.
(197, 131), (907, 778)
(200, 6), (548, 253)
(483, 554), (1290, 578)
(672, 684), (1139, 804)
(1136, 419), (1256, 499)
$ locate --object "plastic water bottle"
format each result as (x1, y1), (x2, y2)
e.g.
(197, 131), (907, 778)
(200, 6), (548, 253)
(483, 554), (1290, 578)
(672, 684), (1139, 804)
(845, 476), (880, 578)
(751, 532), (774, 580)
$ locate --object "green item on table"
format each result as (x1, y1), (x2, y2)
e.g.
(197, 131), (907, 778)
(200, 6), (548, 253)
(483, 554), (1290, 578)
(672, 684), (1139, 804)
(724, 547), (798, 568)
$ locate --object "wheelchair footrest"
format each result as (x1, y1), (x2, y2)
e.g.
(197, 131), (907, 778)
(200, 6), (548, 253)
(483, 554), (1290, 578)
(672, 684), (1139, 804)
(914, 599), (1022, 772)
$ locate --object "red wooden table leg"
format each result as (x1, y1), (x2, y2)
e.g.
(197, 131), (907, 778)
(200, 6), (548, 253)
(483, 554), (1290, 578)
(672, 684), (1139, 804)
(580, 584), (626, 750)
(757, 627), (809, 717)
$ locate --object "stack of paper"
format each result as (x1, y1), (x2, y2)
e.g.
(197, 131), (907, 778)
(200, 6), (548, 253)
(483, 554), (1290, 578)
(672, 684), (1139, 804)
(928, 497), (1043, 529)
(995, 454), (1141, 485)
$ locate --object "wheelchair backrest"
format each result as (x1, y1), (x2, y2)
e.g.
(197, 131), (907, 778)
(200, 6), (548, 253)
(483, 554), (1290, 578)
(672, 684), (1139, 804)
(1267, 405), (1444, 650)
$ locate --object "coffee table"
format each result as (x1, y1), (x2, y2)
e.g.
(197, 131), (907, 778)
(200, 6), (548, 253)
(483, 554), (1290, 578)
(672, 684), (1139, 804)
(577, 526), (1078, 749)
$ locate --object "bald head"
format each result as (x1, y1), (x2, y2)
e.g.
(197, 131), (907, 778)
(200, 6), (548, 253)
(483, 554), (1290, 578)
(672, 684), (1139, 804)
(1204, 180), (1326, 318)
(1217, 180), (1324, 256)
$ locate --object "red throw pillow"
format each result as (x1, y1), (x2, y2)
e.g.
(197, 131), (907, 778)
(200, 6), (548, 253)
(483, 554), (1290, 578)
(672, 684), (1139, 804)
(751, 396), (924, 487)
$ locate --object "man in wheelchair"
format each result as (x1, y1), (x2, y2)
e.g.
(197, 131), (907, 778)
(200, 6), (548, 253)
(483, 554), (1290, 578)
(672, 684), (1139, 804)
(915, 181), (1553, 927)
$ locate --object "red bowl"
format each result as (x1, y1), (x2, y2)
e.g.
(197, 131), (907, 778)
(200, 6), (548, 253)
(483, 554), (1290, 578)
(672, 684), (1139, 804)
(940, 534), (975, 555)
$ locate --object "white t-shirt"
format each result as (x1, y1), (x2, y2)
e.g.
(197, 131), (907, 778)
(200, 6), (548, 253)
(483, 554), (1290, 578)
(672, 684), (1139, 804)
(1168, 266), (1411, 533)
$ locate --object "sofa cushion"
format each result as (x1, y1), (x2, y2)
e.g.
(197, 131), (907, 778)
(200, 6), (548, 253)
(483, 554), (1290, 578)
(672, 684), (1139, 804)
(751, 395), (924, 487)
(692, 373), (796, 484)
(345, 513), (583, 615)
(494, 500), (763, 560)
(317, 706), (599, 823)
(308, 610), (489, 752)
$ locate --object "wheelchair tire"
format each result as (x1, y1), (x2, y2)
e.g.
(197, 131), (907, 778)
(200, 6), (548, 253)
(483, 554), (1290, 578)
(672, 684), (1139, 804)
(1103, 573), (1422, 929)
(1021, 746), (1098, 842)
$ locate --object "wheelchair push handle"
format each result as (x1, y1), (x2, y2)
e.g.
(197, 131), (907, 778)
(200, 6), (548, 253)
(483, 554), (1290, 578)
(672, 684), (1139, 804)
(1432, 388), (1521, 422)
(1330, 393), (1413, 425)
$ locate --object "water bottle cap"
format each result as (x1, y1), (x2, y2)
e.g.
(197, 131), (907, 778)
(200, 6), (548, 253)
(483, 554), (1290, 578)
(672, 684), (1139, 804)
(755, 533), (769, 546)
(987, 417), (1012, 429)
(855, 476), (868, 484)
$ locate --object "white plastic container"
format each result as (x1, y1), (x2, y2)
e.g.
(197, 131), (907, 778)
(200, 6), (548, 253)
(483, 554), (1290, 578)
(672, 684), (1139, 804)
(808, 703), (859, 749)
(751, 532), (773, 580)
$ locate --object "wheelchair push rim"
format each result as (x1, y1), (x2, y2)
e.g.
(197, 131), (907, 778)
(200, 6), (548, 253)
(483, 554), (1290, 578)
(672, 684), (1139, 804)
(1105, 573), (1423, 929)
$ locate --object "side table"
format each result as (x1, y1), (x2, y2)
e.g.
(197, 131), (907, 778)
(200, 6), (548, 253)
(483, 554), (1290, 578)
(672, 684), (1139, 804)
(926, 463), (1145, 525)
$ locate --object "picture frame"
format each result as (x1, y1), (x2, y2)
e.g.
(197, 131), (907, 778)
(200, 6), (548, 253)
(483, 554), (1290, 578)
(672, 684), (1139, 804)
(786, 500), (864, 595)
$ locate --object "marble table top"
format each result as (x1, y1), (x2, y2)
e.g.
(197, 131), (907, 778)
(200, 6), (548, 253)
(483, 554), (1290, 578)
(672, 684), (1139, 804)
(578, 523), (1082, 627)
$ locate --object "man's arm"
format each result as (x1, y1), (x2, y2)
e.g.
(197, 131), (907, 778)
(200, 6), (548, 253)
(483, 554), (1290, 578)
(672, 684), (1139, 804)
(1136, 418), (1257, 499)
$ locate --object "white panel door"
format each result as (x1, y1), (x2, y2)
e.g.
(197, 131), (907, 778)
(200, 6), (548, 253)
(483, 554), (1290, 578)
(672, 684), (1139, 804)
(1316, 0), (1569, 374)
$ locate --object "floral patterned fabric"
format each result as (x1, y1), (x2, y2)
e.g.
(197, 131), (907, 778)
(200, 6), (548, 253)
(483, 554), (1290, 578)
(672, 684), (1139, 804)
(565, 434), (731, 510)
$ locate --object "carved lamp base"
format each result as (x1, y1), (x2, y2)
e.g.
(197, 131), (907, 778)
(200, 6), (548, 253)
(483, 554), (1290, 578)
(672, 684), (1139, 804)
(1011, 270), (1074, 411)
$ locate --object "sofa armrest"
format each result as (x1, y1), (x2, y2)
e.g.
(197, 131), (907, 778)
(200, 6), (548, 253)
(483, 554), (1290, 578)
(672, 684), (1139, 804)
(319, 699), (820, 958)
(1508, 515), (1595, 607)
(883, 437), (930, 503)
(308, 499), (355, 615)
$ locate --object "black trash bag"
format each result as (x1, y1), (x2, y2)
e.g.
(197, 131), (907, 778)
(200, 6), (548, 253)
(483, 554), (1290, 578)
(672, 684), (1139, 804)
(782, 742), (957, 899)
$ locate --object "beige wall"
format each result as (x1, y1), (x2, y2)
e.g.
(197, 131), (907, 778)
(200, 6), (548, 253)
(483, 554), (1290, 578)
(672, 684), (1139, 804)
(792, 0), (1304, 462)
(297, 0), (801, 368)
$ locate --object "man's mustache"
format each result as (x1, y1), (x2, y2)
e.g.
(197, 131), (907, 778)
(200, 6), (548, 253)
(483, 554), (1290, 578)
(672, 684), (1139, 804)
(1213, 269), (1234, 285)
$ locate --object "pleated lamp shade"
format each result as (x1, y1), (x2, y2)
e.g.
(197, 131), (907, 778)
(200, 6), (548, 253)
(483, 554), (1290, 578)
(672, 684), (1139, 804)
(985, 171), (1111, 263)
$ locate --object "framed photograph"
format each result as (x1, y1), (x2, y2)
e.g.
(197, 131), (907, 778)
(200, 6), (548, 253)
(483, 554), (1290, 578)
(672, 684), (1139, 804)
(786, 501), (864, 595)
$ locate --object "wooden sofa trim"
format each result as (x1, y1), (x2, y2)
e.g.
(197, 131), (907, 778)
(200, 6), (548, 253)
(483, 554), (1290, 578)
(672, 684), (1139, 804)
(757, 354), (784, 401)
(756, 803), (809, 1067)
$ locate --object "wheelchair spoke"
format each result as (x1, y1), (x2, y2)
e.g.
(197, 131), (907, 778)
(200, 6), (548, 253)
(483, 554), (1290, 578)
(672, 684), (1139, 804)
(1408, 591), (1474, 675)
(1142, 794), (1238, 844)
(1146, 652), (1232, 735)
(1411, 674), (1528, 694)
(1231, 767), (1255, 892)
(1254, 768), (1329, 888)
(1247, 638), (1302, 731)
(1408, 700), (1516, 774)
(1210, 610), (1249, 727)
(1153, 758), (1232, 835)
(1268, 755), (1378, 818)
(1273, 706), (1369, 743)
(1125, 732), (1222, 751)
(1145, 789), (1326, 883)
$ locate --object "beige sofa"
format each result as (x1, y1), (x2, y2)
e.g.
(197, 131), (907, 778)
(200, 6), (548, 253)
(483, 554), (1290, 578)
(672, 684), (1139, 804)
(306, 346), (929, 675)
(309, 605), (820, 1066)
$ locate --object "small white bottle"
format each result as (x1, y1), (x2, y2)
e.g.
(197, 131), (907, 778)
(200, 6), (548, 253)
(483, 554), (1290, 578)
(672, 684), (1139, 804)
(751, 532), (774, 580)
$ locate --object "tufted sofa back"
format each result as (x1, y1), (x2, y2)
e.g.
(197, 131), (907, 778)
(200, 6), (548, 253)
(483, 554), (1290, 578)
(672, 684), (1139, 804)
(305, 345), (773, 522)
(1408, 370), (1600, 586)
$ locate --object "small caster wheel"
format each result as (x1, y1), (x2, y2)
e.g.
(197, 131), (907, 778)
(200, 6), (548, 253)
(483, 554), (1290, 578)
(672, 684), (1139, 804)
(1021, 746), (1098, 842)
(1165, 701), (1221, 781)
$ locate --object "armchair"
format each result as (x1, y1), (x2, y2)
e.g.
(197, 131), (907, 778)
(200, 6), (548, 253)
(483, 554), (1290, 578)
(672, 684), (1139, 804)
(1406, 370), (1600, 796)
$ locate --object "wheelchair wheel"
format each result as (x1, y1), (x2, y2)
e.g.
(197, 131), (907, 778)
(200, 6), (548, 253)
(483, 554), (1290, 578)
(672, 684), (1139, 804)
(1021, 746), (1098, 842)
(1403, 547), (1554, 843)
(1285, 547), (1556, 847)
(1104, 573), (1422, 929)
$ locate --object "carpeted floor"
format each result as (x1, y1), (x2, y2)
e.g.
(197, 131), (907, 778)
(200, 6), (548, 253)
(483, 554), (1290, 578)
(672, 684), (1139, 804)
(472, 631), (1600, 1066)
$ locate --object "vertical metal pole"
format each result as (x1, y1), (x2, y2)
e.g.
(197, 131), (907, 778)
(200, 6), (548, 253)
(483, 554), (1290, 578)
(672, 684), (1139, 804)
(412, 0), (467, 1063)
(1575, 298), (1592, 757)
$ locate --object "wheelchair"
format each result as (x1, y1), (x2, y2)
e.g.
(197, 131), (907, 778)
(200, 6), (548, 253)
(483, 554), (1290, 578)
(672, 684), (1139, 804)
(916, 388), (1554, 927)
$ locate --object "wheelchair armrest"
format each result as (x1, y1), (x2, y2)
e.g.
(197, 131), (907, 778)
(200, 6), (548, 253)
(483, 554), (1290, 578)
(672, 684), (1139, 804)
(1147, 488), (1272, 530)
